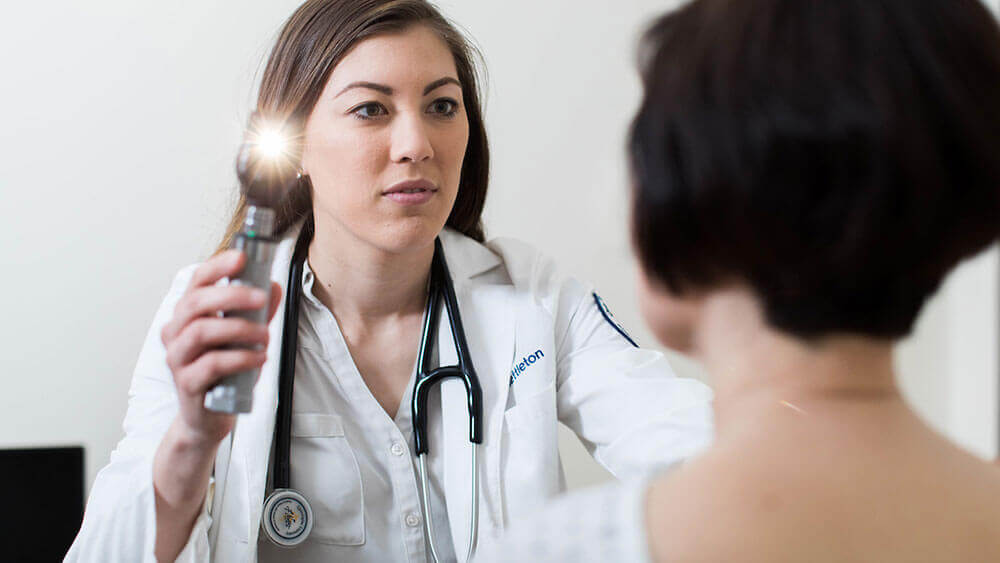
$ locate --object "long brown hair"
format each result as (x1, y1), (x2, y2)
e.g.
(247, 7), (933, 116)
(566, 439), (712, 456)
(216, 0), (489, 252)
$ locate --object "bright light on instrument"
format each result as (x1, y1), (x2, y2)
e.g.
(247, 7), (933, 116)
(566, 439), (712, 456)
(256, 129), (287, 159)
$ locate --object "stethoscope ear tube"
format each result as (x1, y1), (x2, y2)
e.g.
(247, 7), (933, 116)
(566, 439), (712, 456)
(414, 241), (483, 562)
(436, 238), (484, 447)
(413, 365), (483, 455)
(411, 239), (484, 457)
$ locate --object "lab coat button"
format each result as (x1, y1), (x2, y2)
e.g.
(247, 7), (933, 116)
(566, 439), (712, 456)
(390, 442), (405, 456)
(405, 513), (421, 527)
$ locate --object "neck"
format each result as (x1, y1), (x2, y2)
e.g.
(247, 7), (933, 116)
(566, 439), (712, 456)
(693, 288), (903, 443)
(306, 220), (433, 322)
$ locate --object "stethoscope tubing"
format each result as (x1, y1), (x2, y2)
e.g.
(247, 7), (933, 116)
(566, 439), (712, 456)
(413, 238), (483, 563)
(419, 446), (479, 563)
(264, 228), (483, 559)
(272, 224), (312, 491)
(411, 239), (484, 456)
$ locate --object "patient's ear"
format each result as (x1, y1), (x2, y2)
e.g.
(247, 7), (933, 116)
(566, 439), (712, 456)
(636, 268), (703, 354)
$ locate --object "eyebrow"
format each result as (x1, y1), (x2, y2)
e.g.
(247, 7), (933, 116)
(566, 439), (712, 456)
(335, 77), (462, 98)
(422, 77), (461, 95)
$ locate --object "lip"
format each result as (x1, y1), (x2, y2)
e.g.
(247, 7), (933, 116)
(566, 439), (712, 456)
(382, 179), (439, 205)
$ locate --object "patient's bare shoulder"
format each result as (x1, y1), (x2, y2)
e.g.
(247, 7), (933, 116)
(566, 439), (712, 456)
(645, 451), (815, 563)
(645, 443), (1000, 563)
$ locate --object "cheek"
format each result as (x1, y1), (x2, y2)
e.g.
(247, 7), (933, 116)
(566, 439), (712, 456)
(438, 121), (470, 181)
(304, 128), (385, 204)
(637, 272), (700, 353)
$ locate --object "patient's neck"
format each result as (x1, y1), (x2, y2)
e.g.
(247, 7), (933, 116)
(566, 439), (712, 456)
(693, 288), (902, 444)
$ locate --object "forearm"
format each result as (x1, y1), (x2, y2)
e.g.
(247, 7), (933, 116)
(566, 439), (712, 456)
(558, 343), (714, 478)
(153, 419), (220, 562)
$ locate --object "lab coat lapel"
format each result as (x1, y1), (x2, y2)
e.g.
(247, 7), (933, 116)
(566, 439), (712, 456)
(210, 232), (295, 560)
(438, 232), (515, 562)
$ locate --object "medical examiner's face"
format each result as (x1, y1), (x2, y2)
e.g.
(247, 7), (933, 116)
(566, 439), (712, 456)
(300, 25), (469, 252)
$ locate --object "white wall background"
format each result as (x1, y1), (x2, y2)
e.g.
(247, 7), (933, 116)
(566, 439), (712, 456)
(0, 0), (996, 496)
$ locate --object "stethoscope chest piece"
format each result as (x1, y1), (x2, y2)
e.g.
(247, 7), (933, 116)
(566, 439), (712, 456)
(262, 488), (313, 547)
(265, 233), (480, 559)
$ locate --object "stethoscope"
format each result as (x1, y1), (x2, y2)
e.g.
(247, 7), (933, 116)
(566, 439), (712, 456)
(261, 224), (484, 563)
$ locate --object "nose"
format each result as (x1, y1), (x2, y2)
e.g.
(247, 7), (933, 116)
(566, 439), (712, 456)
(390, 112), (434, 163)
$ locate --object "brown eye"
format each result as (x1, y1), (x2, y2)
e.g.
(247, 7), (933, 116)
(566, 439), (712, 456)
(352, 102), (388, 120)
(428, 99), (459, 117)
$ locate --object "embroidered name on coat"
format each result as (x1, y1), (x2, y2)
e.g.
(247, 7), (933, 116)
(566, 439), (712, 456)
(509, 349), (544, 385)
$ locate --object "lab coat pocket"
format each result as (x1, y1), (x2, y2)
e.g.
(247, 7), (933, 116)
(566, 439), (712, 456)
(500, 382), (560, 519)
(291, 413), (365, 546)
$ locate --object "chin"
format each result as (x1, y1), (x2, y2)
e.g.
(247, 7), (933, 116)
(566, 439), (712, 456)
(369, 215), (446, 254)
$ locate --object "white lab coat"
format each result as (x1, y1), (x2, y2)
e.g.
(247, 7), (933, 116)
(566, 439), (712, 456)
(67, 227), (713, 562)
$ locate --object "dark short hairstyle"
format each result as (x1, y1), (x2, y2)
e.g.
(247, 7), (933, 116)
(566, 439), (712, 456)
(629, 0), (1000, 339)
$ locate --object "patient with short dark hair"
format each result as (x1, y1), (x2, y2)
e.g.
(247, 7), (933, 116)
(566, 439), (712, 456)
(482, 0), (1000, 560)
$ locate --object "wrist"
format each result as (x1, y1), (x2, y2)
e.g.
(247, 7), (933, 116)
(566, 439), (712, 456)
(170, 419), (224, 453)
(155, 420), (221, 503)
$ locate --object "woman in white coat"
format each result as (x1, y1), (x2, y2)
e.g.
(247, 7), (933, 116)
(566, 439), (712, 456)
(67, 1), (712, 561)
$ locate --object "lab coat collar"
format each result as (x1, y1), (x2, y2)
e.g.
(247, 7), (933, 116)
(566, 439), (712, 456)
(437, 227), (503, 282)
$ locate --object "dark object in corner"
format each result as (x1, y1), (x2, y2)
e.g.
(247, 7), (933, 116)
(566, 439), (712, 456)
(0, 447), (84, 562)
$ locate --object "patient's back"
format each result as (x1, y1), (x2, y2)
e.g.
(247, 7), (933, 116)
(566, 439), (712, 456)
(647, 407), (1000, 562)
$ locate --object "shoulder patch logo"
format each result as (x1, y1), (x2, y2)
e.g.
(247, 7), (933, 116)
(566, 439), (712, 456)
(593, 292), (639, 348)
